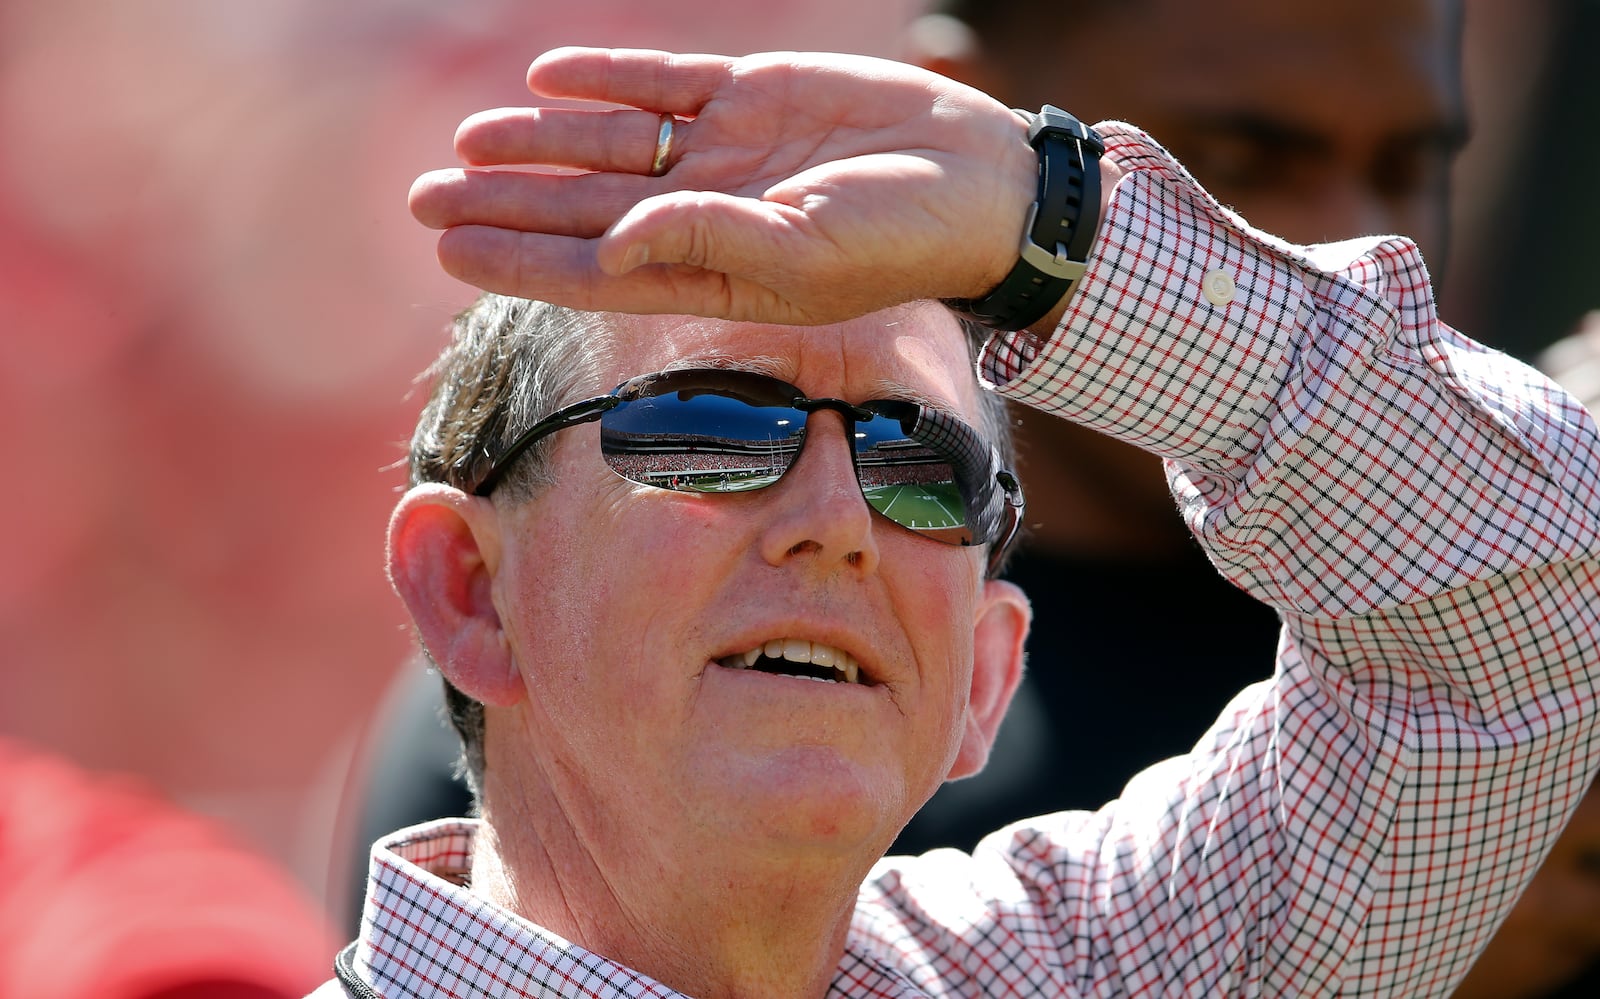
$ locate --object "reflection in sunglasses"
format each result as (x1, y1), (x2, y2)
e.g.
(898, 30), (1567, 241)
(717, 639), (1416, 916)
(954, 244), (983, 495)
(472, 367), (1022, 573)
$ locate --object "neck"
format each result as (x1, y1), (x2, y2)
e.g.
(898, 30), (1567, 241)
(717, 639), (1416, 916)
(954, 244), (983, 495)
(473, 769), (870, 999)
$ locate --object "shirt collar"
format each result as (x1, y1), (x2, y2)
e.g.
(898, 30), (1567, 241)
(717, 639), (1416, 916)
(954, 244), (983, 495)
(353, 818), (684, 998)
(350, 818), (926, 999)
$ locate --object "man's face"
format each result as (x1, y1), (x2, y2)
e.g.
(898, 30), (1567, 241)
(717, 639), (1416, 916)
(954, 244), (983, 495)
(994, 0), (1464, 267)
(484, 303), (1011, 865)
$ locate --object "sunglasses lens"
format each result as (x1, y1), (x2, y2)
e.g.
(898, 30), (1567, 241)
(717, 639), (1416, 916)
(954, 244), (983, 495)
(853, 412), (973, 545)
(600, 386), (803, 494)
(596, 372), (992, 547)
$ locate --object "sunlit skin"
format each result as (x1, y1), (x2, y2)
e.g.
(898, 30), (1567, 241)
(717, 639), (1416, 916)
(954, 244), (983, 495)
(387, 301), (1029, 998)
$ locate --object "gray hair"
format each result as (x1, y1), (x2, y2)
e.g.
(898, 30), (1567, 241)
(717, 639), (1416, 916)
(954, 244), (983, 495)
(407, 294), (610, 796)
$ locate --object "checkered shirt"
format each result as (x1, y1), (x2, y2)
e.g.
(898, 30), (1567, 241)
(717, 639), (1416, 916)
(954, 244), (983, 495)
(318, 122), (1600, 998)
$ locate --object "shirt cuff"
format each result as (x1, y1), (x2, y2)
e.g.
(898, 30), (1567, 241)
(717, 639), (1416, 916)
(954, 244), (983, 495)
(979, 119), (1309, 478)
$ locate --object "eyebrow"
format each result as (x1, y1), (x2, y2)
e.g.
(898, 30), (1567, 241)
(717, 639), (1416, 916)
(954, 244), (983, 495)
(660, 353), (792, 379)
(864, 377), (958, 416)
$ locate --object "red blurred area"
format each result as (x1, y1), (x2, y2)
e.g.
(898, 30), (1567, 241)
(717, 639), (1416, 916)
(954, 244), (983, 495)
(0, 737), (336, 998)
(0, 0), (916, 918)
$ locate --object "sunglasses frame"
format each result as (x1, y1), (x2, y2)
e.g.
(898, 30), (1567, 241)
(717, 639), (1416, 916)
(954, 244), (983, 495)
(465, 368), (1023, 576)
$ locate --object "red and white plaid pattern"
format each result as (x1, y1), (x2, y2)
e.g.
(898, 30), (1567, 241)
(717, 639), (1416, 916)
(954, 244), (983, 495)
(322, 123), (1600, 998)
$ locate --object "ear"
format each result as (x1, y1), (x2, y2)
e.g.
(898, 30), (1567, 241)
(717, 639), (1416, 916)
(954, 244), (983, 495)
(901, 13), (1007, 99)
(387, 483), (524, 707)
(948, 578), (1031, 780)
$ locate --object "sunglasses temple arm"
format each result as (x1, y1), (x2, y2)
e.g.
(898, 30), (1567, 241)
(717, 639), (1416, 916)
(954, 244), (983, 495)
(470, 396), (620, 496)
(986, 470), (1025, 578)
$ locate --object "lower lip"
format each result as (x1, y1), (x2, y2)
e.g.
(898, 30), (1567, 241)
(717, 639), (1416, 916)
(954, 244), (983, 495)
(709, 662), (872, 693)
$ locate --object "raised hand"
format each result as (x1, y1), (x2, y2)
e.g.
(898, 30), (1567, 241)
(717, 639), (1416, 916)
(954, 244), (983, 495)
(409, 47), (1038, 324)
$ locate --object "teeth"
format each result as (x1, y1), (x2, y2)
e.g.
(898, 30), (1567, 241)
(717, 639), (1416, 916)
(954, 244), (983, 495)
(717, 639), (864, 683)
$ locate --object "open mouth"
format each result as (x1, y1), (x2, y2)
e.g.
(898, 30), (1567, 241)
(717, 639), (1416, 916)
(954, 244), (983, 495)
(717, 638), (865, 685)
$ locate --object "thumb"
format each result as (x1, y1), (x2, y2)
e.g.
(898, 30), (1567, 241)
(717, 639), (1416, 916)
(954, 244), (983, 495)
(597, 191), (810, 282)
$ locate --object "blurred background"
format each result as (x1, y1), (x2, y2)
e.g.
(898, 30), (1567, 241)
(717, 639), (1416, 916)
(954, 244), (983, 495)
(1, 0), (1596, 993)
(0, 0), (919, 904)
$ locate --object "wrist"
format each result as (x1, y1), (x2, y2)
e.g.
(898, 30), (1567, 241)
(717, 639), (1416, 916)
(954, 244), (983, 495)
(947, 106), (1106, 333)
(1023, 155), (1123, 335)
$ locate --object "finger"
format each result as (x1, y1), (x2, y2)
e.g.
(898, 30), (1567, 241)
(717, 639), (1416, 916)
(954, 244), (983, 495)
(455, 107), (671, 176)
(434, 225), (619, 307)
(597, 190), (811, 283)
(526, 47), (732, 116)
(410, 168), (653, 237)
(435, 224), (771, 319)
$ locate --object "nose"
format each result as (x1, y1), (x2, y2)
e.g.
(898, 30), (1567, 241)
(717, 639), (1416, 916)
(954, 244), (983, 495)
(756, 409), (880, 573)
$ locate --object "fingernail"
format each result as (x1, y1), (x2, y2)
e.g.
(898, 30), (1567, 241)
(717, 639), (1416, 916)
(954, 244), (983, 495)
(619, 243), (649, 273)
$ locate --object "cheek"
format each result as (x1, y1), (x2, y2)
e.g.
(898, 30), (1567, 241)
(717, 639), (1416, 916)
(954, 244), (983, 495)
(890, 547), (983, 707)
(501, 532), (592, 703)
(1392, 197), (1447, 270)
(497, 482), (637, 684)
(625, 492), (734, 565)
(591, 494), (743, 637)
(526, 487), (736, 666)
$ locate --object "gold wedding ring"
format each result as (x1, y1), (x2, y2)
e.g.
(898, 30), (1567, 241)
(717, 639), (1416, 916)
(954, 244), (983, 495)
(650, 114), (674, 177)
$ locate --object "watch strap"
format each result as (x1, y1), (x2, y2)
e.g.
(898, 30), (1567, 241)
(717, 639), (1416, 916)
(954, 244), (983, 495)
(949, 105), (1104, 332)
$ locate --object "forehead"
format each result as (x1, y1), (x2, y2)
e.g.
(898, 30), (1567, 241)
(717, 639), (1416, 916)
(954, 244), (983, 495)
(1014, 0), (1461, 140)
(597, 303), (984, 417)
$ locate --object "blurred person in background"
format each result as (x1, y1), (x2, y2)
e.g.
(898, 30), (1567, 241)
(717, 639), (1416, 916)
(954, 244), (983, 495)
(0, 737), (334, 999)
(893, 0), (1469, 850)
(0, 0), (471, 902)
(899, 4), (1600, 994)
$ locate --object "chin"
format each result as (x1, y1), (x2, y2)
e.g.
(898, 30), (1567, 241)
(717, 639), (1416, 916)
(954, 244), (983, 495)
(724, 745), (909, 853)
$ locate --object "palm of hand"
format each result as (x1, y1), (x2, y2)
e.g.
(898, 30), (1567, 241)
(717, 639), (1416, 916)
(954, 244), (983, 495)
(412, 49), (1032, 324)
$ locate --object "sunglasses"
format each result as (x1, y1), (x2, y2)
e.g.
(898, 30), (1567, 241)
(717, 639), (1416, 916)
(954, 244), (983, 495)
(466, 368), (1024, 575)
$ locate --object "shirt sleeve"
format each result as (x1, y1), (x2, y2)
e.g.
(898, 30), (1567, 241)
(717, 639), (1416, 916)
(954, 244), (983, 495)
(902, 121), (1600, 997)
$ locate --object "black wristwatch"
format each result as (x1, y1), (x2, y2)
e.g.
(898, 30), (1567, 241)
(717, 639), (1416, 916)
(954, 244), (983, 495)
(949, 105), (1104, 332)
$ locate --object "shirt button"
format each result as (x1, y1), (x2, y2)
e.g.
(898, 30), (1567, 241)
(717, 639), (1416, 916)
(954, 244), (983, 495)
(1202, 268), (1236, 306)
